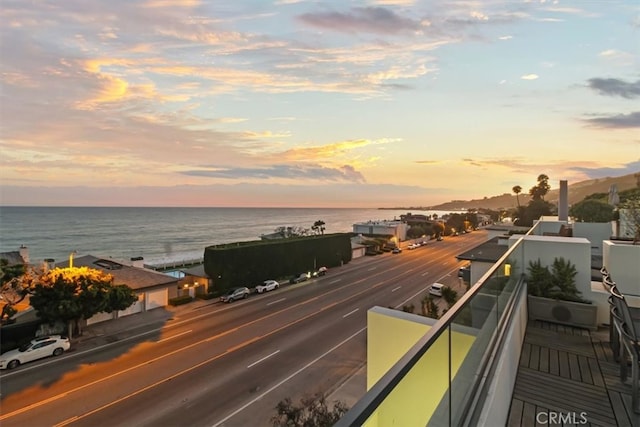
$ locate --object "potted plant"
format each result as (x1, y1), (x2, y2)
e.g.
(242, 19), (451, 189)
(527, 257), (598, 330)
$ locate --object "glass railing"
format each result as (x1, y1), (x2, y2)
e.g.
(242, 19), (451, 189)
(336, 235), (528, 427)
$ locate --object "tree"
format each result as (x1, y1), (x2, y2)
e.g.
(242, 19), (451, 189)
(271, 392), (349, 427)
(441, 286), (458, 309)
(618, 197), (640, 244)
(529, 174), (550, 201)
(0, 261), (37, 324)
(569, 199), (614, 223)
(421, 295), (439, 319)
(512, 185), (522, 208)
(30, 267), (137, 338)
(312, 220), (326, 236)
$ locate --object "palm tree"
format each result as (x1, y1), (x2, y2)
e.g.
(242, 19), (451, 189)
(312, 220), (325, 235)
(512, 185), (522, 207)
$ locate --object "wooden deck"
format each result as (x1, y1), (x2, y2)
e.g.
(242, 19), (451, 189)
(507, 320), (639, 426)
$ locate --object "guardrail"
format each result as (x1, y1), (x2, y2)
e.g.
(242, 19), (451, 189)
(335, 234), (528, 426)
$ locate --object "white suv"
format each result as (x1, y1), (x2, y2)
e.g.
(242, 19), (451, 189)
(428, 283), (445, 297)
(255, 280), (279, 293)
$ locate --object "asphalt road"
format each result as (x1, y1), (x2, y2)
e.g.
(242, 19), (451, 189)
(0, 230), (489, 427)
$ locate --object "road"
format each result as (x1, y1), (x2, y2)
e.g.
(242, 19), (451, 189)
(0, 230), (488, 427)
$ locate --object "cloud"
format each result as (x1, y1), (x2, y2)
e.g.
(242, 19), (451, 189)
(521, 74), (539, 80)
(568, 160), (640, 179)
(582, 111), (640, 129)
(587, 78), (640, 99)
(298, 7), (422, 35)
(498, 35), (513, 40)
(180, 164), (366, 183)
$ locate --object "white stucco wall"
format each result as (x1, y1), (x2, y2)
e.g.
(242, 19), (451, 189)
(573, 222), (613, 256)
(603, 240), (640, 297)
(532, 218), (567, 236)
(517, 235), (592, 298)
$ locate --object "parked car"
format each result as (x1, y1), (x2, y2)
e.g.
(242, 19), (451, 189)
(255, 280), (279, 293)
(313, 266), (328, 277)
(407, 243), (420, 250)
(458, 265), (470, 278)
(428, 283), (445, 297)
(220, 287), (250, 303)
(0, 335), (70, 370)
(289, 272), (311, 284)
(436, 236), (443, 241)
(392, 247), (402, 254)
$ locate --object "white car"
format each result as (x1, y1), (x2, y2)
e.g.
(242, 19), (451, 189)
(0, 335), (70, 370)
(407, 243), (420, 250)
(428, 283), (445, 297)
(256, 280), (279, 293)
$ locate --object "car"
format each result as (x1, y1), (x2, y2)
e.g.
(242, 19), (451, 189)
(392, 247), (402, 254)
(407, 243), (418, 250)
(220, 286), (250, 303)
(436, 236), (443, 241)
(0, 335), (70, 370)
(428, 283), (445, 297)
(458, 265), (470, 278)
(313, 266), (328, 277)
(289, 272), (311, 284)
(255, 280), (279, 293)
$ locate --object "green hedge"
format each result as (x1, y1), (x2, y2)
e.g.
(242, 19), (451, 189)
(204, 233), (352, 291)
(168, 295), (193, 306)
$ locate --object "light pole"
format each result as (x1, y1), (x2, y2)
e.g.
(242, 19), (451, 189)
(69, 251), (77, 268)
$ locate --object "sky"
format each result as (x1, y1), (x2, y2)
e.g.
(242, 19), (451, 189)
(1, 0), (639, 208)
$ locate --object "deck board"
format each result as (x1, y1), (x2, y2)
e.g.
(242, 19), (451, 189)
(507, 320), (639, 427)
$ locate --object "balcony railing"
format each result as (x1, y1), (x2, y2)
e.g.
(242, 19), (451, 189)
(336, 233), (530, 426)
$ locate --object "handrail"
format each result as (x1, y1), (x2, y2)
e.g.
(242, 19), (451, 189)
(335, 234), (527, 427)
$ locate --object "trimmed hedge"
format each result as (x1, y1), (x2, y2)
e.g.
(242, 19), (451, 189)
(168, 295), (193, 306)
(204, 233), (352, 291)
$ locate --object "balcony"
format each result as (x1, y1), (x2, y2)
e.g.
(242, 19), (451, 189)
(336, 219), (640, 426)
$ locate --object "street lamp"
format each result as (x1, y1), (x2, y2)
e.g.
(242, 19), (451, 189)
(69, 251), (77, 268)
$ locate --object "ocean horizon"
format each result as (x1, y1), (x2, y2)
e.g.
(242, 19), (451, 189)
(0, 206), (457, 267)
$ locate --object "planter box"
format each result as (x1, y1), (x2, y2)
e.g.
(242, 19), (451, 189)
(528, 295), (598, 330)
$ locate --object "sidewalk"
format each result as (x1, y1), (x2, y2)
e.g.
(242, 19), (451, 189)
(72, 297), (215, 350)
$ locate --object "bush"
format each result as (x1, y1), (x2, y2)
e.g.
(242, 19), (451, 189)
(271, 392), (349, 427)
(198, 291), (219, 300)
(168, 295), (193, 306)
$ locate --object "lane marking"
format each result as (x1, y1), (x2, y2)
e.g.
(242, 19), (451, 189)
(367, 267), (376, 271)
(421, 271), (429, 276)
(11, 234), (486, 422)
(212, 327), (367, 427)
(391, 286), (401, 292)
(342, 309), (359, 318)
(247, 350), (280, 369)
(405, 267), (415, 272)
(157, 330), (192, 343)
(267, 298), (286, 306)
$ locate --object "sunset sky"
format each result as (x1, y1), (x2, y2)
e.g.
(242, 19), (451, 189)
(1, 0), (638, 208)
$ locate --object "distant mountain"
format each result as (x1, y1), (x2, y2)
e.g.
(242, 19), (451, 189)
(427, 173), (639, 211)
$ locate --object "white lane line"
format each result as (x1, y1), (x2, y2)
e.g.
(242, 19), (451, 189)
(329, 279), (341, 284)
(247, 350), (280, 369)
(405, 267), (415, 272)
(267, 298), (286, 306)
(396, 286), (431, 309)
(212, 327), (367, 427)
(392, 286), (401, 292)
(343, 308), (359, 318)
(156, 330), (192, 343)
(421, 271), (429, 276)
(367, 267), (376, 271)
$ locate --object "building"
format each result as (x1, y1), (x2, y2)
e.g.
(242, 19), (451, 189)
(57, 255), (179, 325)
(353, 220), (408, 242)
(337, 213), (640, 426)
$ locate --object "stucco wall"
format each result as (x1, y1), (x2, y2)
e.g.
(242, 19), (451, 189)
(573, 222), (613, 256)
(603, 240), (640, 297)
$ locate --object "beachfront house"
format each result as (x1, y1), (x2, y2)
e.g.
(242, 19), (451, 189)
(56, 255), (178, 326)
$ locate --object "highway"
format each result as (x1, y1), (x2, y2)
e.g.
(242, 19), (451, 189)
(0, 230), (489, 427)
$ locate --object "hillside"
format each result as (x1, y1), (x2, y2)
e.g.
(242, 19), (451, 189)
(427, 173), (639, 211)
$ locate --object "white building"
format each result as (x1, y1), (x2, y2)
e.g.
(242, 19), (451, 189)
(353, 220), (408, 241)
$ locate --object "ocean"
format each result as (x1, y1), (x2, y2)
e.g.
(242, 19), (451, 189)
(0, 207), (456, 266)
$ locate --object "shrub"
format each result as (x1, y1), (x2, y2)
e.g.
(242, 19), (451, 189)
(168, 295), (193, 306)
(271, 392), (348, 427)
(527, 257), (588, 303)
